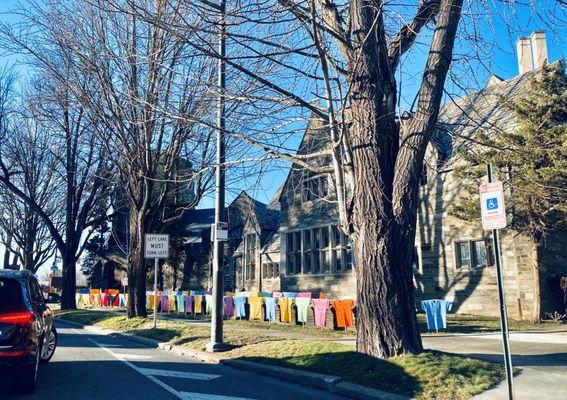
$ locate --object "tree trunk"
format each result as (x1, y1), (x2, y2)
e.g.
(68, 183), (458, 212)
(2, 233), (11, 269)
(61, 249), (77, 309)
(127, 209), (148, 318)
(531, 239), (541, 324)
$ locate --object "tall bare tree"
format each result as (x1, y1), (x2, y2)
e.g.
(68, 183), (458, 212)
(0, 111), (60, 273)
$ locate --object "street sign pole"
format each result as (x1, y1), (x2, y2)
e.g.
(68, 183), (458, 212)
(153, 257), (158, 329)
(207, 0), (227, 353)
(486, 164), (514, 400)
(144, 233), (169, 330)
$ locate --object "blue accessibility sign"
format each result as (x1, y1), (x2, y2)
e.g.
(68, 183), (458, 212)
(486, 197), (499, 210)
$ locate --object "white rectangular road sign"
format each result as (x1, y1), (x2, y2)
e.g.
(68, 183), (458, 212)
(144, 234), (170, 259)
(479, 181), (507, 230)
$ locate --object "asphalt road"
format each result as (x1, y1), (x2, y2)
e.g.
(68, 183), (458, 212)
(0, 321), (349, 400)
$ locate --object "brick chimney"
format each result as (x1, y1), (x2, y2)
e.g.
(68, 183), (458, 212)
(516, 36), (533, 75)
(530, 31), (548, 69)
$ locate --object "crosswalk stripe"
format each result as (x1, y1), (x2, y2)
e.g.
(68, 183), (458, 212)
(138, 368), (221, 381)
(182, 392), (257, 400)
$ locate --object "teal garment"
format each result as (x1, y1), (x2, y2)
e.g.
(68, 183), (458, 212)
(146, 295), (150, 310)
(295, 298), (311, 323)
(176, 295), (185, 313)
(205, 294), (213, 314)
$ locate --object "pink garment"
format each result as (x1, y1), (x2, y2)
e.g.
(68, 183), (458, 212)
(224, 297), (234, 317)
(272, 292), (283, 298)
(160, 295), (169, 312)
(297, 292), (312, 298)
(184, 295), (193, 314)
(312, 299), (330, 328)
(101, 293), (109, 307)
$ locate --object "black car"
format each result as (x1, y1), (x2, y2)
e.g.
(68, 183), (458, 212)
(45, 292), (61, 304)
(0, 269), (57, 392)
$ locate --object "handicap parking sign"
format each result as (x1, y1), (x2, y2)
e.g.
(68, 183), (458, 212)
(486, 197), (498, 210)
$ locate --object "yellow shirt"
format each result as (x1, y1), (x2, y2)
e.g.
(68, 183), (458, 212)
(249, 297), (264, 320)
(168, 295), (176, 311)
(194, 295), (203, 313)
(278, 298), (293, 323)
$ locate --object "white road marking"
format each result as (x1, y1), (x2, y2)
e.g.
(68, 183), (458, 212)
(138, 368), (221, 381)
(182, 393), (257, 400)
(93, 343), (123, 348)
(116, 353), (154, 360)
(89, 339), (187, 399)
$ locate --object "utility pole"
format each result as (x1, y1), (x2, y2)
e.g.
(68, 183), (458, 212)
(486, 164), (515, 400)
(206, 0), (227, 352)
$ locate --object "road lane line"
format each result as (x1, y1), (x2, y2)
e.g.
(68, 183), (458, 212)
(89, 338), (186, 400)
(138, 368), (221, 381)
(181, 392), (257, 400)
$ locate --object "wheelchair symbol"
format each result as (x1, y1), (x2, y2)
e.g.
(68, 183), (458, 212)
(486, 197), (498, 210)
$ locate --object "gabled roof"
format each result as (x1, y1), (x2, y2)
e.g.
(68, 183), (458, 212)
(433, 70), (535, 168)
(229, 191), (280, 232)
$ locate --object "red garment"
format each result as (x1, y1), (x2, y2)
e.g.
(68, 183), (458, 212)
(333, 299), (354, 328)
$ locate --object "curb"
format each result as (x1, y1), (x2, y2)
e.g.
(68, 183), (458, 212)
(56, 317), (413, 399)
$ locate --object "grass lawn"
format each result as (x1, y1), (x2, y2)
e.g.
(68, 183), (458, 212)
(55, 309), (505, 399)
(418, 313), (565, 334)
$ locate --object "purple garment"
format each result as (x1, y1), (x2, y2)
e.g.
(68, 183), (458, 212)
(160, 295), (169, 312)
(224, 297), (234, 318)
(184, 295), (193, 314)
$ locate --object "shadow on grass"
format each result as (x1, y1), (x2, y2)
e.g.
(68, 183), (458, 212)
(234, 351), (421, 398)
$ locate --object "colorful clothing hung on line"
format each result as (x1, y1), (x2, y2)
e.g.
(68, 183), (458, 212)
(264, 298), (277, 321)
(234, 296), (247, 318)
(160, 295), (169, 312)
(421, 300), (453, 330)
(184, 295), (193, 314)
(297, 292), (312, 298)
(194, 295), (203, 314)
(177, 295), (185, 313)
(205, 295), (213, 314)
(278, 298), (293, 323)
(333, 299), (354, 328)
(295, 298), (311, 323)
(248, 297), (264, 320)
(168, 295), (177, 312)
(224, 297), (234, 318)
(312, 299), (330, 328)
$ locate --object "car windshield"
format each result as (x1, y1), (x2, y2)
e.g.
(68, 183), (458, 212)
(0, 278), (27, 314)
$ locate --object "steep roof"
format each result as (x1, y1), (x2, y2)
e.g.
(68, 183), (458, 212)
(433, 70), (535, 168)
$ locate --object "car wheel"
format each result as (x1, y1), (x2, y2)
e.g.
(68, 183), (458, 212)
(40, 326), (57, 364)
(16, 348), (39, 393)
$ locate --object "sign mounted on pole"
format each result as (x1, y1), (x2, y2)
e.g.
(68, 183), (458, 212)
(144, 234), (170, 259)
(479, 181), (507, 230)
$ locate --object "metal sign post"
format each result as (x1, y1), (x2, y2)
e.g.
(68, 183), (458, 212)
(144, 234), (170, 329)
(481, 164), (514, 400)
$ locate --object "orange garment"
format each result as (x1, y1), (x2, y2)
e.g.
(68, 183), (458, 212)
(148, 295), (155, 310)
(278, 298), (293, 323)
(248, 297), (264, 320)
(319, 293), (327, 299)
(333, 299), (354, 328)
(194, 295), (203, 313)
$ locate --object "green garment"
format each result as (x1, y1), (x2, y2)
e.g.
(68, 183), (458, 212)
(295, 298), (311, 323)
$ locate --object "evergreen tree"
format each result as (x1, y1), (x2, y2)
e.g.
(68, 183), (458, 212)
(452, 61), (567, 323)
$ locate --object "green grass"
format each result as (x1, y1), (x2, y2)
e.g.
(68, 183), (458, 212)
(418, 313), (565, 334)
(56, 309), (505, 399)
(226, 340), (504, 400)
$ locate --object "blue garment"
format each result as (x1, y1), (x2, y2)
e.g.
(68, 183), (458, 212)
(282, 292), (297, 298)
(234, 296), (247, 318)
(421, 299), (453, 330)
(264, 298), (278, 321)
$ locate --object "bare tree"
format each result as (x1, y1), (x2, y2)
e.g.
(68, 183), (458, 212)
(0, 111), (60, 273)
(4, 0), (219, 317)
